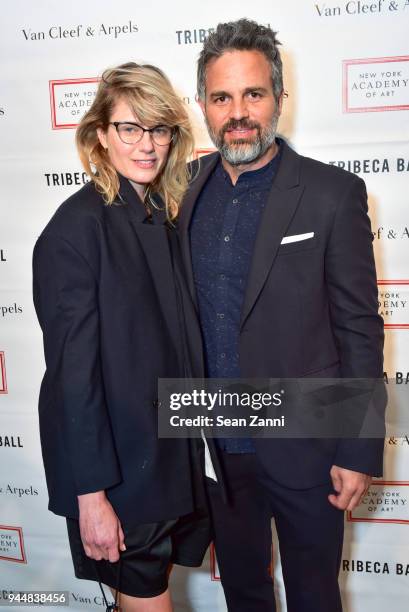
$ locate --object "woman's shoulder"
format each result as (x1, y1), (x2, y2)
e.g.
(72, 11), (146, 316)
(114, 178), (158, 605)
(50, 180), (105, 223)
(39, 181), (108, 239)
(35, 180), (110, 262)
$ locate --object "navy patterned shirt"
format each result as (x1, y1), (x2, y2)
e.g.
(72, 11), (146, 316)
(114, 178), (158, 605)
(190, 148), (281, 453)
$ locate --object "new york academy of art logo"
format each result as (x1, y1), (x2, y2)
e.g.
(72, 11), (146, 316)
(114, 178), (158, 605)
(0, 352), (7, 394)
(347, 481), (409, 524)
(378, 280), (409, 329)
(49, 78), (99, 129)
(343, 55), (409, 113)
(0, 525), (26, 563)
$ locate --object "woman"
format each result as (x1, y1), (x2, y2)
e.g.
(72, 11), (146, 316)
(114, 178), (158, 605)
(33, 63), (209, 612)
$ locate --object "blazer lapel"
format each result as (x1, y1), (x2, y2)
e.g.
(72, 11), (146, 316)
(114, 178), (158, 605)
(240, 143), (305, 329)
(130, 221), (182, 354)
(178, 152), (219, 307)
(118, 176), (182, 357)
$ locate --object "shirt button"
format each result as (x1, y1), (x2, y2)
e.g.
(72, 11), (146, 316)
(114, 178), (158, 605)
(232, 198), (239, 204)
(217, 313), (225, 319)
(220, 353), (226, 358)
(220, 274), (226, 280)
(224, 235), (230, 242)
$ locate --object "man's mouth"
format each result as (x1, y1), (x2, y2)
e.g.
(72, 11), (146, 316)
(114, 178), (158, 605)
(224, 123), (258, 140)
(226, 127), (255, 135)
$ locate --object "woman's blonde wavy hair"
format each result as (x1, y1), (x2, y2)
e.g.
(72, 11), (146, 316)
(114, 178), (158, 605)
(76, 62), (194, 220)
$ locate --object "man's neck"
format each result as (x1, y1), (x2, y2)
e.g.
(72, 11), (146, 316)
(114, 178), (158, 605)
(221, 140), (279, 186)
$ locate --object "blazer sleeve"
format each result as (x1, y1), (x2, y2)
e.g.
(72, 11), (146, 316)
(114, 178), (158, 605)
(33, 232), (122, 495)
(324, 176), (385, 476)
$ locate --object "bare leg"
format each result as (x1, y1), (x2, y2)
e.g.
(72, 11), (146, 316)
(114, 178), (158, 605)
(109, 588), (173, 612)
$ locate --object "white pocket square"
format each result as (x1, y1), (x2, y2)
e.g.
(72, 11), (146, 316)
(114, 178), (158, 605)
(281, 232), (314, 245)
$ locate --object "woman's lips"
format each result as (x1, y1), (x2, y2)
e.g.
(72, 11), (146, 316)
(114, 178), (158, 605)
(133, 159), (156, 168)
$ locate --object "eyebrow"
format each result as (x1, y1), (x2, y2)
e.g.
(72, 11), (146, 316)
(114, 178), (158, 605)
(209, 86), (270, 99)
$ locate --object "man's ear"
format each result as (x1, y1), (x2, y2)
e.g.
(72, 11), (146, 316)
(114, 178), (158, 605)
(277, 90), (286, 115)
(97, 127), (108, 149)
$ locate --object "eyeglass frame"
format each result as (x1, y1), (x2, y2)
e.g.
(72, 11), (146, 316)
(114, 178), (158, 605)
(108, 121), (176, 146)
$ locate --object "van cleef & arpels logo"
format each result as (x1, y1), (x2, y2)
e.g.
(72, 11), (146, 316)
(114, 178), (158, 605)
(22, 21), (138, 41)
(343, 56), (409, 113)
(315, 1), (408, 17)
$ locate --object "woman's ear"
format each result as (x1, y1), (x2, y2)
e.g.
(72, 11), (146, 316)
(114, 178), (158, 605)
(97, 127), (108, 150)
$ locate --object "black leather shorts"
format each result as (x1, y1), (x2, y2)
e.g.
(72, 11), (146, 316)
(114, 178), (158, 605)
(67, 508), (210, 598)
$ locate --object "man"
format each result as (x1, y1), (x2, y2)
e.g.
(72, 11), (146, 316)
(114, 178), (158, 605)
(179, 18), (384, 612)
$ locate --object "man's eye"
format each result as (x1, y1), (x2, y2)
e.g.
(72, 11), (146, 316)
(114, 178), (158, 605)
(248, 92), (262, 99)
(215, 96), (228, 104)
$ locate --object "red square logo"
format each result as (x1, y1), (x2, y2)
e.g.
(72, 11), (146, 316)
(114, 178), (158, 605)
(347, 481), (409, 525)
(0, 351), (7, 394)
(343, 56), (409, 113)
(49, 78), (100, 129)
(378, 280), (409, 330)
(0, 525), (27, 563)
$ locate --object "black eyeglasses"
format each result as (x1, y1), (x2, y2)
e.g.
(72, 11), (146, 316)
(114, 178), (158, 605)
(109, 121), (175, 146)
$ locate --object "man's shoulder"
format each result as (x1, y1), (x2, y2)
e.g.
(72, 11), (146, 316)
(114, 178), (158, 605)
(187, 151), (219, 178)
(292, 147), (364, 190)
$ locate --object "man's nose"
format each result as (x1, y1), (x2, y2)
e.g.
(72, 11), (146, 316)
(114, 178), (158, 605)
(229, 97), (249, 121)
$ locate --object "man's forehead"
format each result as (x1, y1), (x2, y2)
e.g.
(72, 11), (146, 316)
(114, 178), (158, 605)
(207, 48), (269, 68)
(205, 50), (271, 83)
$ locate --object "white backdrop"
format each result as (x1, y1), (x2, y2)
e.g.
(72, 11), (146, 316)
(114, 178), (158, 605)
(1, 1), (409, 610)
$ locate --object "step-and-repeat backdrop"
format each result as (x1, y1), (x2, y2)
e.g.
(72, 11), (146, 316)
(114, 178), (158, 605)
(1, 1), (408, 610)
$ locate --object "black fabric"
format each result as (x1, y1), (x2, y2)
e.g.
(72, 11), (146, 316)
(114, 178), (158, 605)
(179, 140), (385, 487)
(33, 175), (204, 528)
(206, 452), (344, 612)
(67, 506), (210, 599)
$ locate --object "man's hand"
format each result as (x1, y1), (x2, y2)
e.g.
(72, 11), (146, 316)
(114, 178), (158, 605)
(78, 491), (126, 562)
(328, 465), (371, 511)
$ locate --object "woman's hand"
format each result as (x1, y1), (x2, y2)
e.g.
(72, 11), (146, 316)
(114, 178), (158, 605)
(77, 491), (126, 562)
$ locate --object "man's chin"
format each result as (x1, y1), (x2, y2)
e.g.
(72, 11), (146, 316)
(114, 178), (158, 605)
(224, 138), (256, 147)
(221, 143), (261, 166)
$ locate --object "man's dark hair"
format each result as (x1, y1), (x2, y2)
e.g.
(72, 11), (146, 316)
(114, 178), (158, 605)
(197, 18), (283, 103)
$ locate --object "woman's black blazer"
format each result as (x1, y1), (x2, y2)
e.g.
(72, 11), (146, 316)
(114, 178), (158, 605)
(33, 175), (198, 529)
